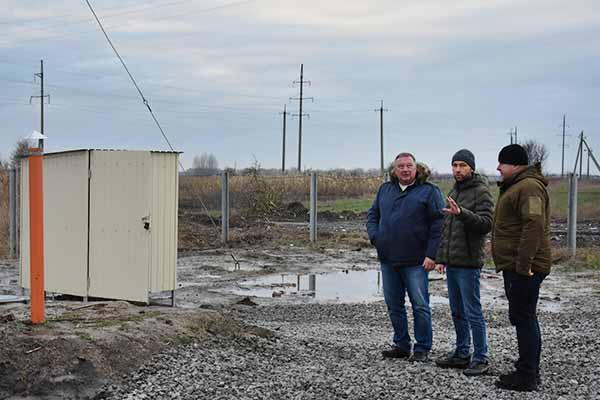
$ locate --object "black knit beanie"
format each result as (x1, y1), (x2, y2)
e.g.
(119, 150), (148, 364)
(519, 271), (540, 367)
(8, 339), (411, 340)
(452, 149), (475, 170)
(498, 144), (528, 166)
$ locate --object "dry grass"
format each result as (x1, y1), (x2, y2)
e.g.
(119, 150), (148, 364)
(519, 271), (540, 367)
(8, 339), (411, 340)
(179, 175), (383, 212)
(551, 246), (600, 270)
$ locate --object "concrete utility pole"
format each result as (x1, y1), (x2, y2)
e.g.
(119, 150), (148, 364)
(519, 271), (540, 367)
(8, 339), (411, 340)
(582, 138), (600, 176)
(579, 131), (584, 178)
(374, 100), (389, 178)
(572, 131), (584, 178)
(567, 173), (577, 257)
(290, 64), (313, 172)
(221, 171), (229, 243)
(29, 60), (50, 150)
(514, 126), (518, 144)
(586, 148), (590, 178)
(309, 172), (317, 242)
(561, 114), (567, 177)
(280, 104), (288, 173)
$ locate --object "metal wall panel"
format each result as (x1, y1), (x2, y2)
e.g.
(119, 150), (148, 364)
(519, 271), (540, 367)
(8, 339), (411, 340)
(43, 151), (89, 295)
(19, 151), (89, 294)
(88, 151), (151, 303)
(149, 153), (178, 292)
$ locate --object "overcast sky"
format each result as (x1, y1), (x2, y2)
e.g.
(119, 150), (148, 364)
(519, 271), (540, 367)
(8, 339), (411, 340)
(2, 0), (599, 174)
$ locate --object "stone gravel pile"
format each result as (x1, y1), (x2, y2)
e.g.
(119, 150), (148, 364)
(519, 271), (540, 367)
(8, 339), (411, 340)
(100, 292), (599, 400)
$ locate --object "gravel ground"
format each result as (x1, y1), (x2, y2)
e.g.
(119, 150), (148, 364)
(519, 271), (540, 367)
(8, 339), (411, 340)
(99, 270), (600, 400)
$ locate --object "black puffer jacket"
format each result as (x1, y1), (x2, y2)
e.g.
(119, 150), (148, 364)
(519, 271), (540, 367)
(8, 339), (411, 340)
(435, 173), (494, 268)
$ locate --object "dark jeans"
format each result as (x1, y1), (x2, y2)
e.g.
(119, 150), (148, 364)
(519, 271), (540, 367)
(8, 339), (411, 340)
(447, 266), (488, 362)
(381, 263), (432, 353)
(503, 271), (547, 379)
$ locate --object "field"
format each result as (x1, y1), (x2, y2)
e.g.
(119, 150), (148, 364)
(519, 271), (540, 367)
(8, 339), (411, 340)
(179, 174), (600, 221)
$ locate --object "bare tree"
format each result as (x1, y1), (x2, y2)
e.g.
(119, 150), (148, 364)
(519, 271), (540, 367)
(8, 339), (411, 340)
(521, 139), (549, 170)
(11, 139), (29, 167)
(189, 152), (220, 176)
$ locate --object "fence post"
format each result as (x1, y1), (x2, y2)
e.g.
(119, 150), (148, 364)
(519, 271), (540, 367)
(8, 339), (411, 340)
(221, 171), (229, 244)
(309, 172), (317, 242)
(9, 168), (17, 258)
(567, 172), (577, 257)
(308, 274), (316, 293)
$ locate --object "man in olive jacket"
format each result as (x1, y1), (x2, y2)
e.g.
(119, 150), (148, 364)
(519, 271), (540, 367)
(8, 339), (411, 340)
(434, 149), (494, 376)
(492, 144), (551, 392)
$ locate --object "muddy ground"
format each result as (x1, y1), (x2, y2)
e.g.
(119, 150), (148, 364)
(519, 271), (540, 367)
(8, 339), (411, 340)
(1, 214), (599, 399)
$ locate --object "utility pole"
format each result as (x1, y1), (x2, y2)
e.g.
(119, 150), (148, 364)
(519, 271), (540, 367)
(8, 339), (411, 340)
(290, 64), (313, 172)
(280, 104), (288, 173)
(586, 148), (590, 178)
(374, 100), (389, 178)
(579, 131), (584, 178)
(507, 128), (514, 144)
(582, 137), (600, 176)
(561, 114), (567, 177)
(514, 126), (518, 144)
(29, 59), (50, 150)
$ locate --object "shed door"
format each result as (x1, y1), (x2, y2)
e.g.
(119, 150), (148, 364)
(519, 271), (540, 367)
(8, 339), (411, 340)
(88, 151), (151, 303)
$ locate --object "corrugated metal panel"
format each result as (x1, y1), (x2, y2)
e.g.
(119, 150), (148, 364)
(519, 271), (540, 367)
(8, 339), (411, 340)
(149, 153), (178, 292)
(19, 159), (30, 288)
(43, 151), (89, 296)
(88, 151), (151, 303)
(20, 151), (89, 294)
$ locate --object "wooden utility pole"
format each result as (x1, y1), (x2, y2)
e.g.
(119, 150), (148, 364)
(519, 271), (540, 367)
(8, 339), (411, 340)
(280, 104), (288, 173)
(375, 100), (389, 178)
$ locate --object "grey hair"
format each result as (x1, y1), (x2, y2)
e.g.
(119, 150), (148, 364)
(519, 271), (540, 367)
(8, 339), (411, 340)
(394, 152), (416, 162)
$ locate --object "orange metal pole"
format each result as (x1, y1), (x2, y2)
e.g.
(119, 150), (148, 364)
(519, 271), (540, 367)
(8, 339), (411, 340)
(28, 147), (45, 324)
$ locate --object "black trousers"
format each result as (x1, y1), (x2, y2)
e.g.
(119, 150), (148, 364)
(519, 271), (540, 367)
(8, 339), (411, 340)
(503, 270), (547, 379)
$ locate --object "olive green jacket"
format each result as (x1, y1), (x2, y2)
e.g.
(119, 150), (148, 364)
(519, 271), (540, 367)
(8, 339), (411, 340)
(435, 173), (494, 268)
(492, 164), (551, 276)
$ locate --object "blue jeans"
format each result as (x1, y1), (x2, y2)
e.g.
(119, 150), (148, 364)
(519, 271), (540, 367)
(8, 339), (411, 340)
(446, 266), (488, 363)
(503, 271), (547, 379)
(381, 263), (432, 353)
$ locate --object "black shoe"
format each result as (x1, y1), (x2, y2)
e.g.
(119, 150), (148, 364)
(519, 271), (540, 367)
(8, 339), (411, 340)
(495, 372), (538, 392)
(381, 346), (411, 359)
(508, 364), (542, 385)
(435, 351), (470, 369)
(463, 360), (489, 376)
(409, 352), (429, 362)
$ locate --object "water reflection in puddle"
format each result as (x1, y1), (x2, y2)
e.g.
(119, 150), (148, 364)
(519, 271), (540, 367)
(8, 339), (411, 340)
(231, 270), (449, 304)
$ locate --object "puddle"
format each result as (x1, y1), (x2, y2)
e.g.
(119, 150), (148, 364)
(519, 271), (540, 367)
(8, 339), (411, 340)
(228, 270), (449, 304)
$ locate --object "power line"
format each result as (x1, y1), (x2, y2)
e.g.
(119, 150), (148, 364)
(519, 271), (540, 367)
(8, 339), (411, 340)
(86, 0), (179, 162)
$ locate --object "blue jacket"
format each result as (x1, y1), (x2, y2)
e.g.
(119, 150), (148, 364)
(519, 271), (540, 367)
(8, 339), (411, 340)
(367, 179), (444, 267)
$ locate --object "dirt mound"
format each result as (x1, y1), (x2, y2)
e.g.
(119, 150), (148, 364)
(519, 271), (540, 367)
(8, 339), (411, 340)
(0, 301), (272, 399)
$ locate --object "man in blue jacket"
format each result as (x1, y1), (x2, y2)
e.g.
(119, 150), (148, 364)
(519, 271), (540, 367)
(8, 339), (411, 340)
(367, 152), (444, 362)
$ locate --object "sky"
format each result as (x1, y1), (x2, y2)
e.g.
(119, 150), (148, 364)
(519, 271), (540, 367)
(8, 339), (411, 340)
(1, 0), (599, 175)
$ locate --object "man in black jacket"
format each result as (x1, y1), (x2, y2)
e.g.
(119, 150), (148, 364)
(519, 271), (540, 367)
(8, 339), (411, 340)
(434, 149), (494, 376)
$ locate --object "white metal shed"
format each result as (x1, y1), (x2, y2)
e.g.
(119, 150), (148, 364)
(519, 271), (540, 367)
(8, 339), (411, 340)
(20, 149), (179, 304)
